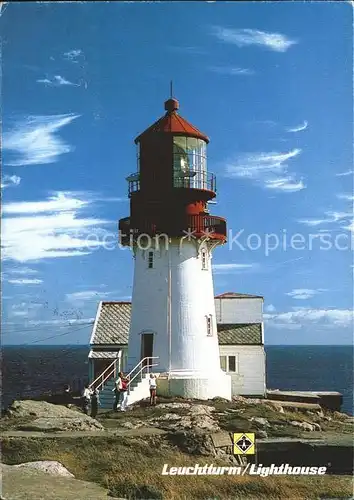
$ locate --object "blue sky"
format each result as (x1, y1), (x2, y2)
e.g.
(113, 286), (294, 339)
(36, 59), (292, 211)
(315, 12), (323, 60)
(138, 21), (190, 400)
(1, 2), (353, 345)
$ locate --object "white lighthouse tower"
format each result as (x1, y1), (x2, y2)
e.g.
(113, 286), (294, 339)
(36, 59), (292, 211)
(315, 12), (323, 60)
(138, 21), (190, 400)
(119, 96), (231, 400)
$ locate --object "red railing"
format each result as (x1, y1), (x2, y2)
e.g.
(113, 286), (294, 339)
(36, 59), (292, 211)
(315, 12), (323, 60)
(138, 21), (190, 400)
(118, 214), (227, 244)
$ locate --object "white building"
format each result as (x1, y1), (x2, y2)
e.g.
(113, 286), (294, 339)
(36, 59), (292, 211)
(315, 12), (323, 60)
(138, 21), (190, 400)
(215, 292), (266, 397)
(88, 292), (266, 406)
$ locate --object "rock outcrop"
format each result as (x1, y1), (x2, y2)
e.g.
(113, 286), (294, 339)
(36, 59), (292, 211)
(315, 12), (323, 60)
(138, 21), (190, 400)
(5, 400), (104, 432)
(149, 404), (219, 432)
(12, 461), (74, 478)
(0, 463), (125, 499)
(6, 400), (81, 419)
(289, 420), (322, 432)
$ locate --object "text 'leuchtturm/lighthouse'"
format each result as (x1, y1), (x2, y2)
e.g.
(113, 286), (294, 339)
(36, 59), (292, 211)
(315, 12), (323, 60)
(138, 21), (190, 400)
(119, 96), (231, 400)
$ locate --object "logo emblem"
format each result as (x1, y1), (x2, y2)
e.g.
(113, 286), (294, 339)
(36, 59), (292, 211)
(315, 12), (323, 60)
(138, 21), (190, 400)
(233, 433), (255, 455)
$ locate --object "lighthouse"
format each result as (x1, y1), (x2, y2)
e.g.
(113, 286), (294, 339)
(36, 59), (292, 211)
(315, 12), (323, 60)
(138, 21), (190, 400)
(119, 96), (231, 400)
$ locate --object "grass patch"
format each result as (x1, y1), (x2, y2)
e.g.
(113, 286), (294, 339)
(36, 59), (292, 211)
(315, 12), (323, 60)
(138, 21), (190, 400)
(1, 435), (352, 500)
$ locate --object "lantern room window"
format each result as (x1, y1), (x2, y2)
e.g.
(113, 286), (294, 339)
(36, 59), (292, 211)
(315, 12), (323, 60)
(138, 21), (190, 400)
(173, 137), (207, 189)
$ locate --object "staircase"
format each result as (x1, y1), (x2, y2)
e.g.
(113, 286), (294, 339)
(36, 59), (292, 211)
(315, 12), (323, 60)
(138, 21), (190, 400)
(96, 374), (154, 409)
(89, 357), (159, 410)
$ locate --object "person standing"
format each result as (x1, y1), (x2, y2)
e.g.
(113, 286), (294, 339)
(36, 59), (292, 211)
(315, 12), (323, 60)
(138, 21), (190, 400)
(91, 388), (100, 418)
(82, 384), (92, 415)
(112, 372), (123, 411)
(62, 384), (72, 406)
(149, 374), (157, 406)
(118, 372), (129, 412)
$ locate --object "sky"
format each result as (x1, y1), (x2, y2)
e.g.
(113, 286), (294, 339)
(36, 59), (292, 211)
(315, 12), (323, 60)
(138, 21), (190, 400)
(1, 2), (353, 346)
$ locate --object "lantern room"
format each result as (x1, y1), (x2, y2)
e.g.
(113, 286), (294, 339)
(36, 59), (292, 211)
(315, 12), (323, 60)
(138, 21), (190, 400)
(127, 97), (216, 197)
(119, 96), (227, 245)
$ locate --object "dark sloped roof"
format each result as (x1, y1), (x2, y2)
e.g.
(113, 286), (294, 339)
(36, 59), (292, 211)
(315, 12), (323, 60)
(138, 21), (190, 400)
(91, 302), (131, 345)
(217, 323), (262, 345)
(91, 302), (263, 346)
(215, 292), (263, 299)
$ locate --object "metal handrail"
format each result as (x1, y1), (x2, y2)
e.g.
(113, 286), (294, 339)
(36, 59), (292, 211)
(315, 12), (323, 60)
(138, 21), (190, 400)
(89, 357), (120, 391)
(125, 356), (159, 390)
(126, 356), (159, 378)
(89, 359), (116, 387)
(93, 365), (117, 392)
(127, 363), (159, 390)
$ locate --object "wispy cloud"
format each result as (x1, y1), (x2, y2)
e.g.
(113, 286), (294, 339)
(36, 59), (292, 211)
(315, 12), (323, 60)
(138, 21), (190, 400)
(7, 267), (38, 275)
(298, 210), (352, 227)
(342, 221), (354, 233)
(9, 301), (43, 319)
(286, 121), (308, 133)
(336, 170), (354, 177)
(27, 318), (94, 327)
(337, 193), (354, 201)
(3, 191), (90, 215)
(297, 218), (330, 227)
(208, 66), (255, 76)
(225, 149), (305, 192)
(1, 175), (21, 189)
(66, 290), (111, 302)
(286, 288), (328, 300)
(3, 114), (79, 166)
(2, 191), (114, 262)
(212, 263), (257, 274)
(264, 178), (305, 192)
(64, 49), (83, 62)
(265, 308), (353, 329)
(37, 75), (79, 87)
(326, 211), (353, 222)
(8, 279), (43, 285)
(211, 27), (297, 52)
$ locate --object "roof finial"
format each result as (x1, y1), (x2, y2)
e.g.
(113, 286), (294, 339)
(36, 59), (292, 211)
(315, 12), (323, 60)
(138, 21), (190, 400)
(164, 82), (179, 113)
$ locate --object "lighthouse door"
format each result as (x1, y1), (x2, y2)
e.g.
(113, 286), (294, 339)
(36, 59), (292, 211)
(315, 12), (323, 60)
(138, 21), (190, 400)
(141, 333), (154, 368)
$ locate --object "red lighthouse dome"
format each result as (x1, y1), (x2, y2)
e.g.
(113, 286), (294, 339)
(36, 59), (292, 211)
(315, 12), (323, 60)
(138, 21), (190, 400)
(119, 97), (227, 245)
(134, 98), (209, 144)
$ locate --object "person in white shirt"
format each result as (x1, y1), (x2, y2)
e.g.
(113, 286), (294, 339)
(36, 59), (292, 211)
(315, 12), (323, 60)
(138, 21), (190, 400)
(112, 374), (122, 411)
(82, 384), (92, 415)
(149, 374), (157, 406)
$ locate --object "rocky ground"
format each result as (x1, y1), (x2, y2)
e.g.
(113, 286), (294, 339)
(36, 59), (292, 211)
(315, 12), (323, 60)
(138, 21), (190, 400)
(1, 397), (353, 499)
(98, 395), (354, 442)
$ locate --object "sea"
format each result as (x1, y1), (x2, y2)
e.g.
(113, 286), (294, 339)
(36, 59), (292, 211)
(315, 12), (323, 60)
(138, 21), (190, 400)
(1, 345), (353, 415)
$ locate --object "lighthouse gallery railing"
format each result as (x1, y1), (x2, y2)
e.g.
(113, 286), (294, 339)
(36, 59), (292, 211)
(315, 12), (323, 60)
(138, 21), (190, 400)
(127, 171), (216, 195)
(119, 213), (226, 242)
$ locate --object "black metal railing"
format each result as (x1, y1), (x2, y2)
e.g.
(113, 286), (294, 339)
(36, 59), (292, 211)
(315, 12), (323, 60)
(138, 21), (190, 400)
(127, 171), (217, 196)
(173, 171), (216, 192)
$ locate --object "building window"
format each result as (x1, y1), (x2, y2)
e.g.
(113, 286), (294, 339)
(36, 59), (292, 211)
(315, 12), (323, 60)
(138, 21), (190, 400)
(148, 251), (154, 269)
(201, 249), (208, 270)
(228, 355), (237, 372)
(206, 314), (213, 336)
(220, 354), (239, 373)
(220, 356), (227, 372)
